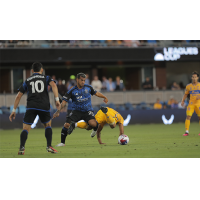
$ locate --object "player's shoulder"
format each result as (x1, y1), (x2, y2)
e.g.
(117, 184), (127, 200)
(84, 84), (93, 88)
(67, 85), (76, 93)
(186, 83), (192, 88)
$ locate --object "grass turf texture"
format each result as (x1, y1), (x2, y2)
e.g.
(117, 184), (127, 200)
(0, 123), (200, 158)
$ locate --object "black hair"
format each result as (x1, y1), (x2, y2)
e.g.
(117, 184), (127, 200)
(32, 62), (43, 72)
(192, 71), (199, 77)
(77, 72), (86, 79)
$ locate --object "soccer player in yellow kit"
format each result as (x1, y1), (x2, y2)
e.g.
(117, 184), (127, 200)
(76, 106), (124, 144)
(181, 71), (200, 136)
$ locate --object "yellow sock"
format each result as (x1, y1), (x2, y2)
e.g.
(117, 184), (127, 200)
(185, 119), (190, 132)
(105, 113), (115, 125)
(77, 122), (88, 129)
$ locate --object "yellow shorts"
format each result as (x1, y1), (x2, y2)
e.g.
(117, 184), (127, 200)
(186, 104), (200, 117)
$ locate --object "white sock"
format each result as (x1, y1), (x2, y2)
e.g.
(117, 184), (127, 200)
(186, 130), (189, 133)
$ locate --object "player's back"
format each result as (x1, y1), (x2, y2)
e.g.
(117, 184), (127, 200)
(19, 73), (53, 111)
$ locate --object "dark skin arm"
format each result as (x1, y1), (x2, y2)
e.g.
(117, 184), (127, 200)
(96, 123), (106, 144)
(95, 92), (108, 103)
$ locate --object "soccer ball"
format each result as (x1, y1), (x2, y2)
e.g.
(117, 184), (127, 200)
(118, 134), (129, 145)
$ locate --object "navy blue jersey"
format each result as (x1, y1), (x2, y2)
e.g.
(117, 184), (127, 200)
(18, 73), (55, 111)
(62, 84), (97, 112)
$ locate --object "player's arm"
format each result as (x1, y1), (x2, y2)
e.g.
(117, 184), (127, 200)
(9, 92), (23, 122)
(118, 123), (124, 136)
(95, 91), (108, 104)
(181, 86), (189, 106)
(53, 100), (67, 118)
(49, 81), (61, 110)
(96, 123), (105, 144)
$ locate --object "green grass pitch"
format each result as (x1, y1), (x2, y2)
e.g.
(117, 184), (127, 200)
(0, 123), (200, 158)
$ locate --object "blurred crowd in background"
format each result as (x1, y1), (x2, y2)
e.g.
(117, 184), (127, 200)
(1, 40), (200, 48)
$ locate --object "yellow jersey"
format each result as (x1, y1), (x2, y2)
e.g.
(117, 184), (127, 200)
(95, 107), (124, 126)
(185, 82), (200, 104)
(153, 103), (162, 109)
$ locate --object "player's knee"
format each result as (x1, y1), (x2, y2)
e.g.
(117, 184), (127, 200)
(110, 124), (116, 129)
(88, 120), (97, 127)
(44, 122), (51, 128)
(186, 115), (191, 120)
(64, 123), (70, 129)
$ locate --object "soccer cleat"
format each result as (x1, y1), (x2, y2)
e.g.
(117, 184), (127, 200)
(56, 143), (65, 147)
(91, 130), (97, 138)
(100, 106), (108, 114)
(46, 146), (58, 153)
(18, 147), (25, 155)
(67, 121), (75, 135)
(183, 133), (189, 136)
(199, 133), (200, 136)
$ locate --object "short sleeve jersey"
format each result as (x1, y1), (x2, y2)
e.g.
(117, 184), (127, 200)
(62, 84), (97, 112)
(18, 73), (55, 111)
(185, 82), (200, 104)
(95, 107), (124, 126)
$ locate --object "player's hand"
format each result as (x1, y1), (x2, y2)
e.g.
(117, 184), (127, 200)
(181, 101), (185, 107)
(55, 101), (61, 110)
(53, 111), (60, 119)
(103, 98), (108, 104)
(9, 112), (16, 122)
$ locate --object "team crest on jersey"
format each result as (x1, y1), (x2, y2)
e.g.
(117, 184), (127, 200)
(85, 89), (88, 94)
(197, 86), (199, 90)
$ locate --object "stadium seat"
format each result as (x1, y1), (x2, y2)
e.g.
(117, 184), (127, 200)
(18, 105), (26, 113)
(118, 105), (125, 111)
(0, 109), (3, 114)
(10, 105), (19, 114)
(108, 103), (116, 110)
(124, 102), (133, 110)
(93, 106), (99, 112)
(1, 106), (10, 114)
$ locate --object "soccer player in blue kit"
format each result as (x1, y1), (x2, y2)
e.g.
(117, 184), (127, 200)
(53, 72), (108, 146)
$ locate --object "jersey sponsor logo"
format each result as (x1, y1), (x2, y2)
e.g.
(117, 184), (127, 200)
(77, 98), (89, 102)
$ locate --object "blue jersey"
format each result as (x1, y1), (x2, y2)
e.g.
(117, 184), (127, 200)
(62, 84), (97, 112)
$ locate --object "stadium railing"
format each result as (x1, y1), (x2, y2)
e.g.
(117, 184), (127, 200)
(1, 41), (200, 48)
(0, 90), (185, 110)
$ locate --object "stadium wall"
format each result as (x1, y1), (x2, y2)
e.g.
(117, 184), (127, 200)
(0, 109), (198, 129)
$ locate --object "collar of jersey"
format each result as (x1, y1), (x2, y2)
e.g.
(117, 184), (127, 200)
(33, 73), (41, 75)
(75, 85), (84, 90)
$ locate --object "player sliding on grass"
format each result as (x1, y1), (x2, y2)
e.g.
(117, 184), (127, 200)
(181, 71), (200, 136)
(9, 62), (61, 155)
(53, 73), (108, 146)
(57, 106), (124, 145)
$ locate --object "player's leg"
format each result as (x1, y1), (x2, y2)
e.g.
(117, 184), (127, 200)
(39, 111), (57, 153)
(18, 110), (36, 155)
(100, 106), (116, 125)
(56, 111), (81, 146)
(84, 111), (99, 137)
(184, 105), (194, 136)
(18, 123), (32, 155)
(194, 105), (200, 135)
